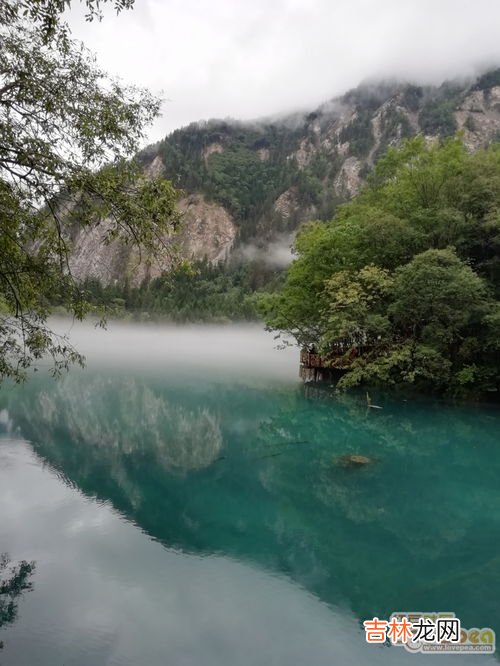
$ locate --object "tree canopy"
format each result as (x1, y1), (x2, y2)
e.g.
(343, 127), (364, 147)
(262, 136), (500, 396)
(0, 0), (179, 381)
(1, 0), (135, 40)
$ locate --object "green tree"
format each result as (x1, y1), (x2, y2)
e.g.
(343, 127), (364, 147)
(262, 137), (500, 396)
(339, 249), (497, 392)
(0, 1), (179, 381)
(321, 264), (393, 353)
(0, 553), (35, 650)
(1, 0), (135, 40)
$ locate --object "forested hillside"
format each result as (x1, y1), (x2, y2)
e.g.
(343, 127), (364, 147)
(78, 69), (500, 322)
(139, 70), (500, 239)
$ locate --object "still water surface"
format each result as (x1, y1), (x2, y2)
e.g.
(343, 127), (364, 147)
(0, 323), (499, 664)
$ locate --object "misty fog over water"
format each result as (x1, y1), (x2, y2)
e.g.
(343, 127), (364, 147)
(50, 319), (299, 382)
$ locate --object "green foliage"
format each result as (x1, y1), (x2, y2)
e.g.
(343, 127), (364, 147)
(381, 107), (413, 139)
(295, 168), (323, 206)
(207, 145), (279, 221)
(401, 85), (424, 113)
(0, 0), (134, 42)
(263, 137), (500, 396)
(0, 553), (35, 650)
(464, 115), (476, 132)
(0, 4), (179, 381)
(155, 121), (303, 239)
(419, 85), (461, 136)
(473, 68), (500, 91)
(322, 265), (393, 350)
(420, 100), (457, 136)
(373, 106), (415, 161)
(339, 109), (374, 157)
(82, 258), (284, 322)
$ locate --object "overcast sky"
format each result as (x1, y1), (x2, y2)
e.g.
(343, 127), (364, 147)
(68, 0), (500, 144)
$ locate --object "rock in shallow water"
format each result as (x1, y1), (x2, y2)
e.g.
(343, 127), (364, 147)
(335, 454), (375, 468)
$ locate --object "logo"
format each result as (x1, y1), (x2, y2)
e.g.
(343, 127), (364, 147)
(363, 612), (496, 654)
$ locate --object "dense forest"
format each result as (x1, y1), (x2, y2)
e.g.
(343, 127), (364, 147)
(79, 258), (284, 322)
(140, 119), (345, 240)
(261, 137), (500, 397)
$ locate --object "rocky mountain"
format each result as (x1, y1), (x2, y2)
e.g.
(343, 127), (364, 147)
(70, 68), (500, 286)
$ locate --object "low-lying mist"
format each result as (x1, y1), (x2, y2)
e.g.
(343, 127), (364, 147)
(51, 319), (299, 382)
(236, 233), (295, 269)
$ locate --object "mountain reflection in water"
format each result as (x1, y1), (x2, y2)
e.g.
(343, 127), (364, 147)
(0, 323), (499, 664)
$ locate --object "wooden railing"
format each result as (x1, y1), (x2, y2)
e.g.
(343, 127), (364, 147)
(300, 350), (324, 368)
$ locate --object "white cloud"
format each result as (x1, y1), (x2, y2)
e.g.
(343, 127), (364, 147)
(67, 0), (500, 143)
(238, 233), (296, 268)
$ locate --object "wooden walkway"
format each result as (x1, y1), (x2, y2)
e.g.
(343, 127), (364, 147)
(299, 348), (357, 383)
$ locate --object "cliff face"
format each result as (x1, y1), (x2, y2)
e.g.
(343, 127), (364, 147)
(70, 69), (500, 285)
(69, 192), (236, 286)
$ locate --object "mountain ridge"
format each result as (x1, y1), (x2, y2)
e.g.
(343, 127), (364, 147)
(71, 68), (500, 287)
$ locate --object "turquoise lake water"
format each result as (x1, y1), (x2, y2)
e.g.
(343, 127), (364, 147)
(0, 323), (499, 665)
